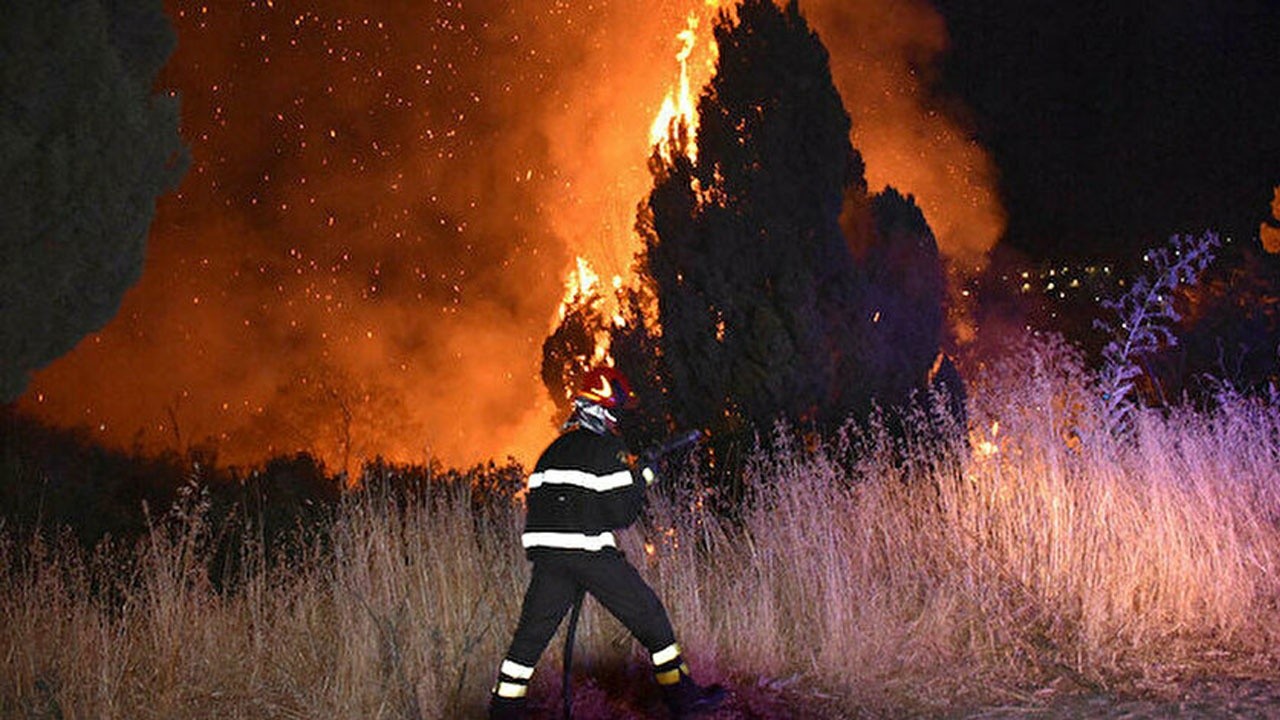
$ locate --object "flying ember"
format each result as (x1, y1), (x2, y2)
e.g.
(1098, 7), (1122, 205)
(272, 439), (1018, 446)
(22, 0), (1003, 472)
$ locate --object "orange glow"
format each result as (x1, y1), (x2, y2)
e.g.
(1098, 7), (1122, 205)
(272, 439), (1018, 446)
(972, 420), (1001, 459)
(21, 0), (1005, 473)
(649, 13), (705, 163)
(559, 256), (603, 320)
(1261, 185), (1280, 254)
(557, 255), (618, 365)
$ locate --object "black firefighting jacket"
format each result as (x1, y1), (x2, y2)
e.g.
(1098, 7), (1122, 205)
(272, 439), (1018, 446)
(521, 427), (644, 556)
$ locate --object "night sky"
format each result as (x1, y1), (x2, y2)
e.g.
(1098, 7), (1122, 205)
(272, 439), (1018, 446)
(933, 0), (1280, 260)
(20, 0), (1280, 470)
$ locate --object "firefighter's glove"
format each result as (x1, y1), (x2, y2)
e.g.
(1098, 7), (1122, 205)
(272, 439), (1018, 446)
(641, 464), (660, 486)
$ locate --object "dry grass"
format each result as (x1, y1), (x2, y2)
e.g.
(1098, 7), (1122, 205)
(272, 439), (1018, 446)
(4, 340), (1280, 717)
(0, 484), (528, 719)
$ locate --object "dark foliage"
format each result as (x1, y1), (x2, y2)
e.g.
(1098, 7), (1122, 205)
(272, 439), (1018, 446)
(540, 285), (607, 421)
(641, 0), (869, 437)
(1147, 236), (1280, 403)
(607, 284), (677, 449)
(1, 409), (177, 548)
(0, 410), (342, 568)
(235, 453), (341, 546)
(0, 0), (188, 400)
(358, 455), (525, 521)
(856, 187), (948, 415)
(0, 410), (523, 590)
(538, 0), (959, 497)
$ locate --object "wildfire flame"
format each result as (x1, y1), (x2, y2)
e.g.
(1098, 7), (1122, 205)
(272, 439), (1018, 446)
(557, 8), (727, 364)
(559, 256), (601, 319)
(23, 0), (1005, 473)
(558, 255), (621, 365)
(649, 13), (705, 163)
(972, 420), (1000, 458)
(1261, 185), (1280, 254)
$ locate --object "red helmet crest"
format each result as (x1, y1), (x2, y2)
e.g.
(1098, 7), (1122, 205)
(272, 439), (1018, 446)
(575, 367), (637, 410)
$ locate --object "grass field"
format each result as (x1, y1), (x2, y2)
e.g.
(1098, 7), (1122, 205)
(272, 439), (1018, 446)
(4, 336), (1280, 718)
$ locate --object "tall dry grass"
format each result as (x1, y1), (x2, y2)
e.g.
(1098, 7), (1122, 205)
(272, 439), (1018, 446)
(0, 480), (528, 719)
(637, 334), (1280, 714)
(4, 336), (1280, 717)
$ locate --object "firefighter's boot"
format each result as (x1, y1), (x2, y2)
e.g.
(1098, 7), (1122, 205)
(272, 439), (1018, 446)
(661, 672), (726, 718)
(488, 695), (526, 720)
(489, 658), (533, 719)
(653, 644), (724, 718)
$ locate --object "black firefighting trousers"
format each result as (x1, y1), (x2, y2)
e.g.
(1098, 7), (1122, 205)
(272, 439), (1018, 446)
(502, 549), (676, 667)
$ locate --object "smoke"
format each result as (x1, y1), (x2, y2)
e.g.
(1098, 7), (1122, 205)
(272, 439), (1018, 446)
(803, 0), (1004, 267)
(23, 0), (1002, 471)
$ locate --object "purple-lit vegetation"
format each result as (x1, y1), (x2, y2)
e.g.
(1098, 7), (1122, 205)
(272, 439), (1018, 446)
(4, 331), (1279, 717)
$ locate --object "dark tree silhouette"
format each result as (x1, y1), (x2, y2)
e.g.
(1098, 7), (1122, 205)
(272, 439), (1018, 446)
(1, 0), (188, 401)
(605, 282), (674, 448)
(640, 0), (869, 435)
(858, 187), (947, 406)
(1151, 237), (1280, 401)
(540, 284), (607, 420)
(540, 0), (956, 465)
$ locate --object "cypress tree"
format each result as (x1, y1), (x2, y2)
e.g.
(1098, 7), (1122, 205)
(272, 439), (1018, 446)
(540, 287), (607, 419)
(639, 0), (868, 434)
(860, 187), (946, 405)
(542, 0), (956, 459)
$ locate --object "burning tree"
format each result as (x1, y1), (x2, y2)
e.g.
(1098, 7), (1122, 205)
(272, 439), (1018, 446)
(640, 0), (868, 436)
(541, 258), (616, 421)
(541, 0), (953, 461)
(637, 0), (950, 438)
(0, 0), (187, 401)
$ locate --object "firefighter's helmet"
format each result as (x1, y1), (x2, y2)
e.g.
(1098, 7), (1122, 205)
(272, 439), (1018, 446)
(569, 367), (636, 434)
(574, 366), (637, 410)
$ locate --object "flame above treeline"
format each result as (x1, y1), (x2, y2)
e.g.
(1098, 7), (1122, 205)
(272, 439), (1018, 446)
(648, 10), (709, 163)
(23, 0), (1003, 473)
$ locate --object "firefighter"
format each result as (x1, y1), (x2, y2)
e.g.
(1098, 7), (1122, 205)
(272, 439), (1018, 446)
(489, 366), (724, 719)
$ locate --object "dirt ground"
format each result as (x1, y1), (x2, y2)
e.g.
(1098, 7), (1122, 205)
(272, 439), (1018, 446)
(521, 673), (1280, 719)
(958, 677), (1280, 720)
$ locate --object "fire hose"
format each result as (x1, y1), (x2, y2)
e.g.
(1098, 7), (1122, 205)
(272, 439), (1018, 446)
(561, 429), (706, 720)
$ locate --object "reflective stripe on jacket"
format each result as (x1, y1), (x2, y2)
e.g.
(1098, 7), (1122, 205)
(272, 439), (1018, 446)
(521, 427), (643, 555)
